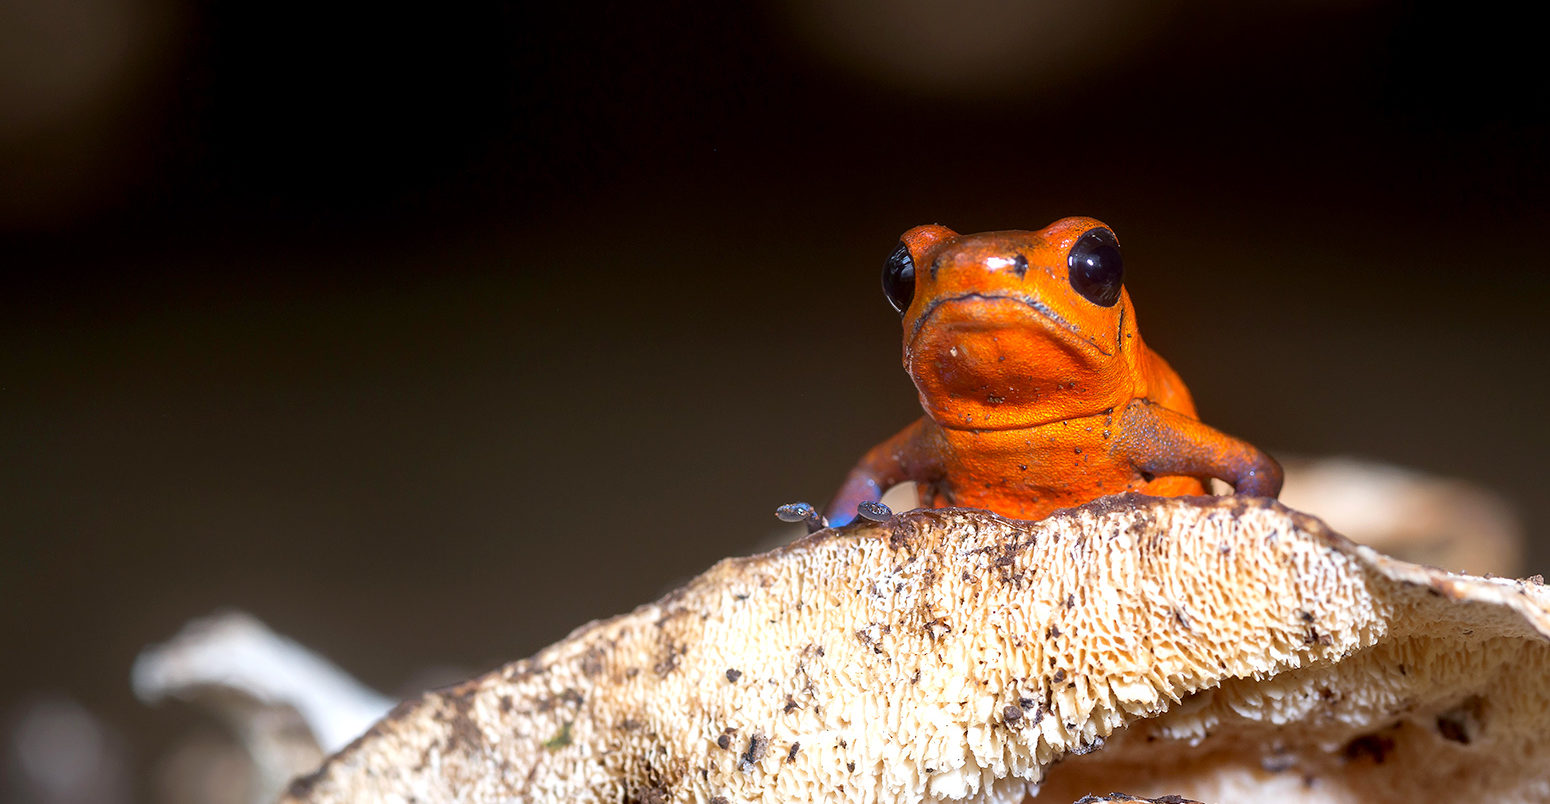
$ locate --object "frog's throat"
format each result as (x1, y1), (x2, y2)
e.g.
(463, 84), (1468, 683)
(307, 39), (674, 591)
(906, 292), (1114, 358)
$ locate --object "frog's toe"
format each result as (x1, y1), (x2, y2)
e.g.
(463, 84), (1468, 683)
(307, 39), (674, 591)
(775, 502), (826, 534)
(856, 501), (893, 522)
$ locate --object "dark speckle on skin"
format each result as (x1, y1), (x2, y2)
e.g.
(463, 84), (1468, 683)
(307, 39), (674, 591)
(725, 668), (742, 683)
(1052, 668), (1067, 683)
(786, 742), (801, 762)
(1003, 704), (1024, 723)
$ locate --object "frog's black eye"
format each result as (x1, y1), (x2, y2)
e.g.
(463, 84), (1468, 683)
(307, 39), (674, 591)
(1067, 228), (1123, 307)
(882, 240), (916, 314)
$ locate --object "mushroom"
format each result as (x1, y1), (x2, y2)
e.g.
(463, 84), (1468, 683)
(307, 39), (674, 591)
(283, 495), (1550, 803)
(1275, 456), (1523, 576)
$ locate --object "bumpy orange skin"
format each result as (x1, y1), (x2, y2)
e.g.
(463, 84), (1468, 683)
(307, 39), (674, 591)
(826, 217), (1281, 525)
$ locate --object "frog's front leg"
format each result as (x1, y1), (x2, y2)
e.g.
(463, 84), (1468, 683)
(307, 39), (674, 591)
(825, 418), (943, 527)
(1115, 400), (1283, 497)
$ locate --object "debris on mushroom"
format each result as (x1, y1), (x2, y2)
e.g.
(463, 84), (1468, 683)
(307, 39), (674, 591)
(280, 495), (1550, 803)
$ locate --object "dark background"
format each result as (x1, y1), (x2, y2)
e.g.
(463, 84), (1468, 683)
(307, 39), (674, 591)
(3, 0), (1547, 799)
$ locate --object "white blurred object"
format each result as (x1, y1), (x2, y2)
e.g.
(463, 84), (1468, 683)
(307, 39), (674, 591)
(1279, 456), (1523, 577)
(878, 481), (919, 515)
(134, 611), (396, 801)
(5, 694), (130, 804)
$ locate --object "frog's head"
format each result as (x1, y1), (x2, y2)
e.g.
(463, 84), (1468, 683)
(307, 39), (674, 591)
(884, 217), (1146, 431)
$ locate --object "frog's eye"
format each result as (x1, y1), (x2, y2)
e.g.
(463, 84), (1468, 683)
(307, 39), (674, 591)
(1067, 228), (1123, 307)
(882, 240), (916, 314)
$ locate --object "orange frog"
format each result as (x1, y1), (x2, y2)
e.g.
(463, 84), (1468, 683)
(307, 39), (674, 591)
(811, 216), (1281, 528)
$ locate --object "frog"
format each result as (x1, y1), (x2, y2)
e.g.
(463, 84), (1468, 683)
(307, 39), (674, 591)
(818, 216), (1282, 527)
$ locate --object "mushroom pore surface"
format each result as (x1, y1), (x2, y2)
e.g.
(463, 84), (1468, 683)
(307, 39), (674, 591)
(284, 495), (1550, 804)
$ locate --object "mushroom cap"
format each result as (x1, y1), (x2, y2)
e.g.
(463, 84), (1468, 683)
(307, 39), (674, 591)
(284, 496), (1550, 803)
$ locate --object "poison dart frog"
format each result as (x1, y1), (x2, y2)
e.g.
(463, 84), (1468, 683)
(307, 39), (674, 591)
(817, 217), (1281, 528)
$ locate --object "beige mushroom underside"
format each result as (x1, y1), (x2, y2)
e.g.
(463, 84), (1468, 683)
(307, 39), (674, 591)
(284, 496), (1550, 803)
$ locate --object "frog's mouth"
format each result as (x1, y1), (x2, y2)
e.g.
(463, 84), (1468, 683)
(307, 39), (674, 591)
(907, 292), (1114, 358)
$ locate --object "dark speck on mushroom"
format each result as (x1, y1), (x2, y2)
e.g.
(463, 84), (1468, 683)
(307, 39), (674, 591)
(739, 733), (768, 772)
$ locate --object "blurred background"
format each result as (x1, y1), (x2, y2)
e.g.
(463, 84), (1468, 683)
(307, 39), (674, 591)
(3, 0), (1547, 800)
